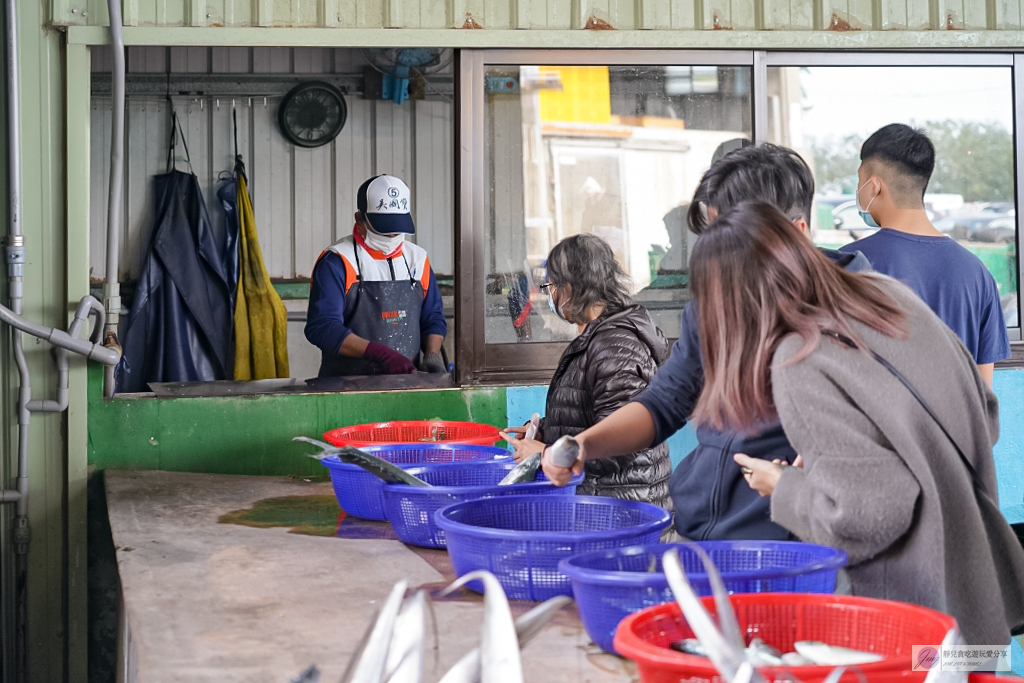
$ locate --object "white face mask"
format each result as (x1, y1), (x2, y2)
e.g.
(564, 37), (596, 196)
(362, 227), (404, 254)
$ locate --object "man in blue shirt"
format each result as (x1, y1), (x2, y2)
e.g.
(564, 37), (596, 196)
(304, 174), (447, 377)
(841, 124), (1009, 386)
(540, 144), (871, 541)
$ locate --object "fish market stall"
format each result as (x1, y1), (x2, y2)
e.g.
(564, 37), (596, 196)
(103, 469), (634, 683)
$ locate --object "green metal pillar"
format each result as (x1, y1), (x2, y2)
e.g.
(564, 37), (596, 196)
(66, 41), (92, 683)
(4, 2), (75, 681)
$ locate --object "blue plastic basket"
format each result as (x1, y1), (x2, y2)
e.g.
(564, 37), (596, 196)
(382, 462), (584, 548)
(435, 495), (672, 602)
(559, 541), (849, 654)
(319, 444), (512, 520)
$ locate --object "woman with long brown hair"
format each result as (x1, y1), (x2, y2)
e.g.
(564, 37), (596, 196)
(691, 201), (1024, 645)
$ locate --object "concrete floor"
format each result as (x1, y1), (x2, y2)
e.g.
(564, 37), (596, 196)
(104, 470), (635, 683)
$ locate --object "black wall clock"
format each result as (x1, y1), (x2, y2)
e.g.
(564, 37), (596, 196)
(277, 81), (347, 148)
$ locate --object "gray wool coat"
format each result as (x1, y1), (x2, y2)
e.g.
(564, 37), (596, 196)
(770, 276), (1024, 645)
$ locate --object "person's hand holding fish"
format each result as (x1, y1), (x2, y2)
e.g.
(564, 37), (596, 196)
(541, 435), (585, 486)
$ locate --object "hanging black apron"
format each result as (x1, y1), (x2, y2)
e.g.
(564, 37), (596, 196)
(118, 110), (234, 392)
(319, 245), (423, 377)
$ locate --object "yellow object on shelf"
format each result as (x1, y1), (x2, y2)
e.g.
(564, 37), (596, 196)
(538, 66), (611, 125)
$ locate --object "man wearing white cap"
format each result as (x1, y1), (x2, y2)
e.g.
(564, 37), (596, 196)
(305, 174), (448, 376)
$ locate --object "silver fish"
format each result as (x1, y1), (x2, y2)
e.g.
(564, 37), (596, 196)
(923, 628), (967, 683)
(342, 580), (409, 683)
(498, 452), (541, 485)
(440, 571), (523, 683)
(781, 652), (815, 667)
(437, 596), (572, 683)
(524, 413), (540, 441)
(746, 638), (784, 667)
(336, 447), (433, 487)
(732, 662), (760, 683)
(293, 438), (432, 487)
(385, 590), (427, 683)
(793, 641), (885, 666)
(662, 547), (761, 683)
(548, 435), (579, 468)
(293, 436), (339, 453)
(821, 666), (851, 683)
(669, 639), (708, 657)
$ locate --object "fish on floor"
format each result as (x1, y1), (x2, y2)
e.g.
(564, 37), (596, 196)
(342, 580), (409, 683)
(439, 571), (524, 683)
(438, 593), (572, 683)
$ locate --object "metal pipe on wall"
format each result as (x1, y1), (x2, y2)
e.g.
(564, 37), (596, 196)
(3, 0), (31, 678)
(3, 1), (124, 679)
(102, 0), (126, 398)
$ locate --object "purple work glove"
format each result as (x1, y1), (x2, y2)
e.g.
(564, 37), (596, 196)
(364, 341), (417, 375)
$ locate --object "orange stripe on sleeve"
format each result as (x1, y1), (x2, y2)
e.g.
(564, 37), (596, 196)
(420, 256), (432, 298)
(340, 255), (358, 294)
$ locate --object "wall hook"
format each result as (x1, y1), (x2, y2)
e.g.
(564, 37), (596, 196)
(232, 99), (236, 110)
(216, 99), (220, 110)
(263, 96), (267, 108)
(248, 97), (252, 108)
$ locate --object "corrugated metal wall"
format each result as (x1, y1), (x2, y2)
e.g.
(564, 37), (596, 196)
(55, 0), (1024, 30)
(90, 46), (453, 281)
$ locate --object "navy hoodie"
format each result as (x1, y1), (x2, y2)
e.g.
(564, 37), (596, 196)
(633, 248), (872, 540)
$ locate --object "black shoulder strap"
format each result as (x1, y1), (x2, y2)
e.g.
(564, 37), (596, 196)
(823, 330), (987, 497)
(401, 251), (416, 286)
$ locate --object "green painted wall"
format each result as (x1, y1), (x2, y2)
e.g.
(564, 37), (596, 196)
(86, 365), (507, 476)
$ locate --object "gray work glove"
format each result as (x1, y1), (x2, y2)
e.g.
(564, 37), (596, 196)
(421, 351), (447, 374)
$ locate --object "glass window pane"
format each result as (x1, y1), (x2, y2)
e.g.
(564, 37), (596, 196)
(484, 64), (752, 344)
(767, 65), (1018, 328)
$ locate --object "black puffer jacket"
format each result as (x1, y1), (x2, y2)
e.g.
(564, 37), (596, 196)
(539, 304), (672, 509)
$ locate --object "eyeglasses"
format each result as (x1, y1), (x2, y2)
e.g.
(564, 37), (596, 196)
(539, 283), (555, 291)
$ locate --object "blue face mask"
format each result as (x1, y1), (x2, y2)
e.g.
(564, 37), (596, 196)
(856, 180), (881, 229)
(547, 287), (566, 321)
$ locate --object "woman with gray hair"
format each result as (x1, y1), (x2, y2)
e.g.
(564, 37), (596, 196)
(500, 234), (672, 509)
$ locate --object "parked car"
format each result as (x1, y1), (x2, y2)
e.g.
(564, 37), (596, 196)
(831, 200), (876, 239)
(980, 201), (1015, 215)
(935, 214), (1015, 243)
(832, 200), (938, 239)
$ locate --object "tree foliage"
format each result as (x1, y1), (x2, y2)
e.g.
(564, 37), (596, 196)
(809, 120), (1014, 202)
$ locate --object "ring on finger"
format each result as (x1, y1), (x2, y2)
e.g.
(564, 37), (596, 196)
(741, 466), (754, 475)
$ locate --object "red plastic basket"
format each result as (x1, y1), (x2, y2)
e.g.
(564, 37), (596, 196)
(613, 593), (957, 683)
(323, 420), (501, 448)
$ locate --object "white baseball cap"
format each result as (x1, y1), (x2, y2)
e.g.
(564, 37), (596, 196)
(357, 174), (415, 234)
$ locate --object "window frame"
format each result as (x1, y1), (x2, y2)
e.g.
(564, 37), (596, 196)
(457, 49), (758, 384)
(456, 49), (1023, 385)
